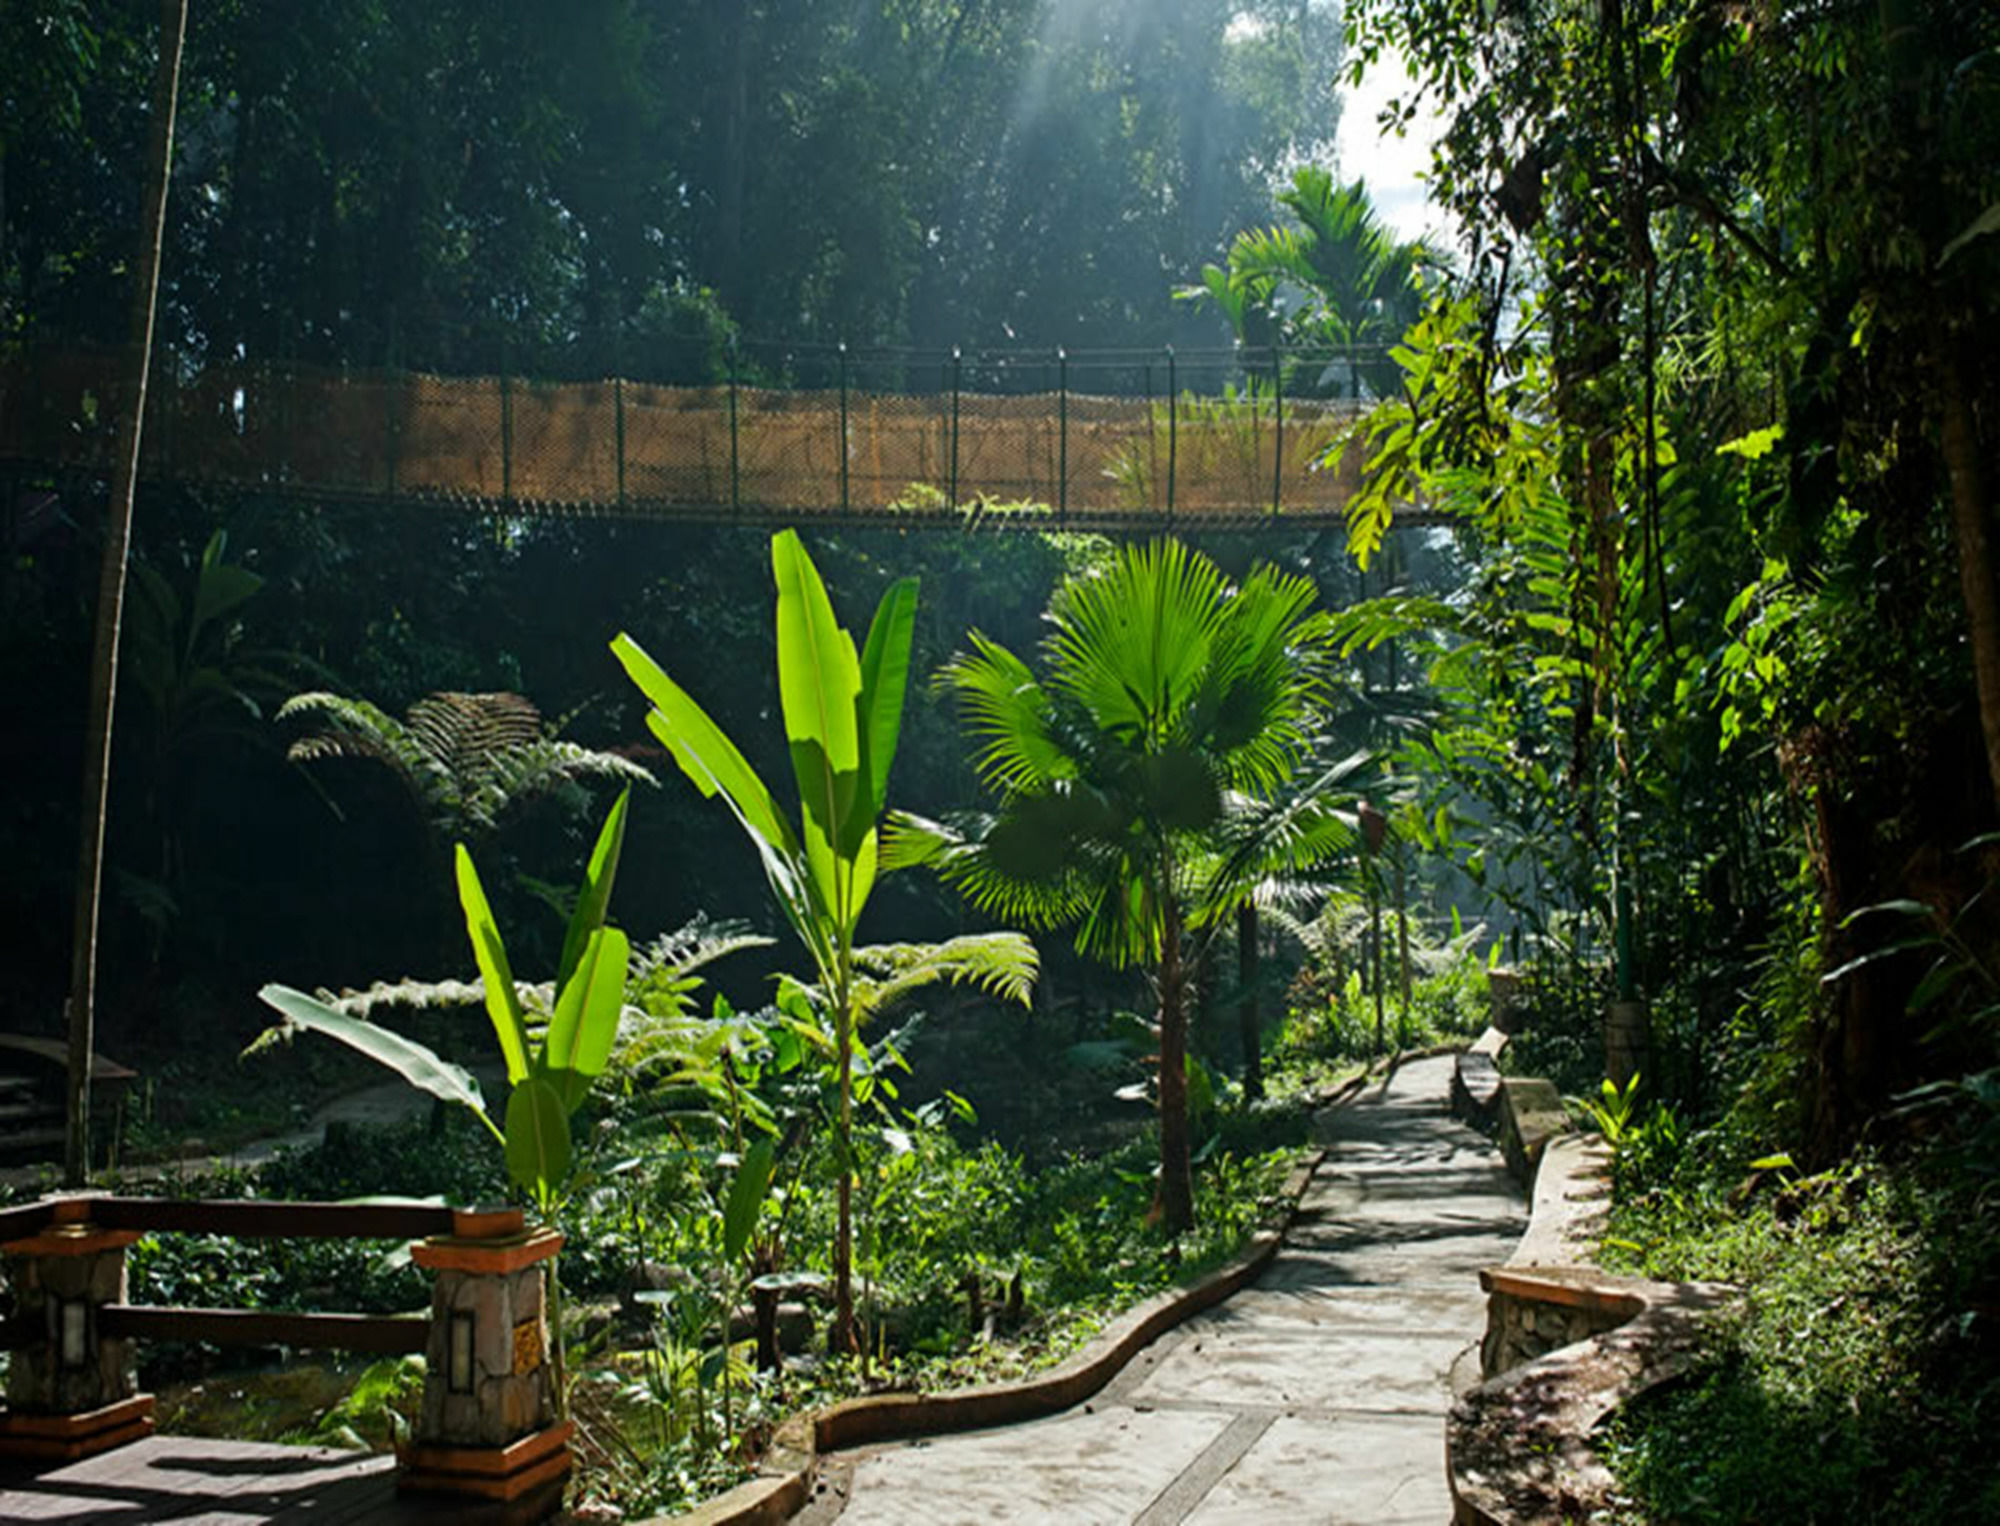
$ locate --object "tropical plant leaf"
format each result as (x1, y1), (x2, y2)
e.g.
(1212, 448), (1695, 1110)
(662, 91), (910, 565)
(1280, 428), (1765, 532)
(457, 845), (531, 1086)
(852, 932), (1041, 1018)
(255, 984), (498, 1137)
(939, 635), (1071, 793)
(773, 530), (865, 916)
(612, 633), (799, 862)
(722, 1136), (775, 1264)
(555, 788), (631, 994)
(504, 1075), (571, 1201)
(856, 575), (920, 823)
(543, 925), (630, 1112)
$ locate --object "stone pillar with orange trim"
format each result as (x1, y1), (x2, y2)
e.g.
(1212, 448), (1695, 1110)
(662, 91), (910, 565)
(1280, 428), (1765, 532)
(0, 1199), (154, 1462)
(399, 1209), (571, 1521)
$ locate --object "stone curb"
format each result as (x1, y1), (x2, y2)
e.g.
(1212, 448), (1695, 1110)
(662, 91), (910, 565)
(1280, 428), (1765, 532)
(1448, 1269), (1735, 1526)
(1446, 1041), (1738, 1525)
(658, 1147), (1329, 1526)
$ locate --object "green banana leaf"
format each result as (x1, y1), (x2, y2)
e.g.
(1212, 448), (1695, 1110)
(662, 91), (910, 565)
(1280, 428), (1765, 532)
(256, 984), (498, 1140)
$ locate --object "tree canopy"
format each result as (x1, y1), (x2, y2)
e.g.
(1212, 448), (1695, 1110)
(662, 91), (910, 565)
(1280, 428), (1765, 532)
(1, 0), (1346, 371)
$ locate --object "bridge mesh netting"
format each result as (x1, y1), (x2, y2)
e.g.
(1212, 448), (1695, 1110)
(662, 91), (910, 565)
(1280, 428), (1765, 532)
(0, 346), (1370, 526)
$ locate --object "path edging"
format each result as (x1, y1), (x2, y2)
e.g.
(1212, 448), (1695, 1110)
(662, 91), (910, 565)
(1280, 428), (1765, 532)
(662, 1040), (1465, 1526)
(1446, 1034), (1737, 1525)
(661, 1148), (1326, 1526)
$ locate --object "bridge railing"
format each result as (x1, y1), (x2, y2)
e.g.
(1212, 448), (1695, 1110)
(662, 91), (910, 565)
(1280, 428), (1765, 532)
(0, 1192), (569, 1511)
(0, 343), (1377, 525)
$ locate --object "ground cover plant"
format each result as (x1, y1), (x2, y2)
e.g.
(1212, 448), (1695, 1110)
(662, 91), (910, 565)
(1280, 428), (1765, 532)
(1595, 1102), (2000, 1523)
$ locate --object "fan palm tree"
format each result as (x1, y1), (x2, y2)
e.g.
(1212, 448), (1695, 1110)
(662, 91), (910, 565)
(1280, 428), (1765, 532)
(898, 541), (1347, 1233)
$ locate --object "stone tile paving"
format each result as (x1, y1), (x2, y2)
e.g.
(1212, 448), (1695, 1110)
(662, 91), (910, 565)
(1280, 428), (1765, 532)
(828, 1055), (1526, 1525)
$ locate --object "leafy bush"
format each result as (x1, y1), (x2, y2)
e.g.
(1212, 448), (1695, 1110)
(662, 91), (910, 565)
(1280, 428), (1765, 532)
(1601, 1131), (2000, 1523)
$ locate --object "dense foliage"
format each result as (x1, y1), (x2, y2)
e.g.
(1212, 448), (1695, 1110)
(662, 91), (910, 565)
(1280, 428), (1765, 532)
(2, 0), (1341, 366)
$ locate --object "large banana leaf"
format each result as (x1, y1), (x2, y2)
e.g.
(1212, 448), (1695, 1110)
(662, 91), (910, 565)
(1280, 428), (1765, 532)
(722, 1136), (775, 1264)
(612, 633), (797, 860)
(855, 575), (919, 825)
(773, 529), (864, 920)
(504, 1074), (570, 1203)
(554, 787), (630, 994)
(543, 925), (629, 1112)
(456, 845), (531, 1086)
(256, 984), (498, 1139)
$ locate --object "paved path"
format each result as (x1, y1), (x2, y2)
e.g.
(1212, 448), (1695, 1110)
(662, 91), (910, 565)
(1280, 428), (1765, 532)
(824, 1055), (1525, 1526)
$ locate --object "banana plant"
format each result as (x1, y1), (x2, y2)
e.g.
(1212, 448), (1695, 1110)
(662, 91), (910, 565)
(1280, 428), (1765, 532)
(254, 786), (635, 1212)
(612, 530), (1037, 1354)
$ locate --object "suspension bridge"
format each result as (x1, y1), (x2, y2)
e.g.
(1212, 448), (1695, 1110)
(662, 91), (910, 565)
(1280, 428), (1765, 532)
(0, 343), (1434, 531)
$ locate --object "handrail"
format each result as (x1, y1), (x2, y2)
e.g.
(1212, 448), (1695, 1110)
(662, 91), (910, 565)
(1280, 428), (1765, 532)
(0, 1195), (527, 1358)
(97, 1305), (428, 1355)
(86, 1196), (520, 1242)
(0, 1200), (58, 1244)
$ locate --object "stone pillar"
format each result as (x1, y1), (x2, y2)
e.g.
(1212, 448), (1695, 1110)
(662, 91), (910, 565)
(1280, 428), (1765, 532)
(400, 1225), (570, 1521)
(0, 1205), (154, 1462)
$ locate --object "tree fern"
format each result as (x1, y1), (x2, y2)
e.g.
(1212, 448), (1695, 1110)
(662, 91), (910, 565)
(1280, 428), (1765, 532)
(280, 689), (655, 841)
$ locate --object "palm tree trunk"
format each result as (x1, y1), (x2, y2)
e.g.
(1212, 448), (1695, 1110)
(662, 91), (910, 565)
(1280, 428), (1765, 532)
(64, 0), (189, 1187)
(1157, 890), (1195, 1235)
(1237, 902), (1261, 1101)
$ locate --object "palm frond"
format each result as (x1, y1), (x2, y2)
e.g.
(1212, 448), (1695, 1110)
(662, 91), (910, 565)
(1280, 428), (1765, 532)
(939, 635), (1074, 793)
(1048, 539), (1226, 738)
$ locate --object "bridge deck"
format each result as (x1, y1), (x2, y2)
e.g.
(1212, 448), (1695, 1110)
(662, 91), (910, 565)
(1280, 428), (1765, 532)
(0, 1434), (421, 1523)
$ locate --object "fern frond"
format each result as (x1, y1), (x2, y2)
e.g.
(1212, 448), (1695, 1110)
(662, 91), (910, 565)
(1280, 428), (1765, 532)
(283, 687), (656, 838)
(631, 915), (774, 984)
(851, 932), (1039, 1022)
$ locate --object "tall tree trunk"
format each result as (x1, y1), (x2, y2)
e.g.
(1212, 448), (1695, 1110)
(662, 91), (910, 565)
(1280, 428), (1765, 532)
(1236, 902), (1261, 1101)
(1938, 341), (2000, 814)
(1157, 890), (1194, 1235)
(1395, 847), (1412, 1019)
(65, 0), (189, 1187)
(710, 4), (755, 318)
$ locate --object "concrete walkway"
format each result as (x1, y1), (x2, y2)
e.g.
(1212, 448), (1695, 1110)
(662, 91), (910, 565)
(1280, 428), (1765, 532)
(823, 1055), (1525, 1526)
